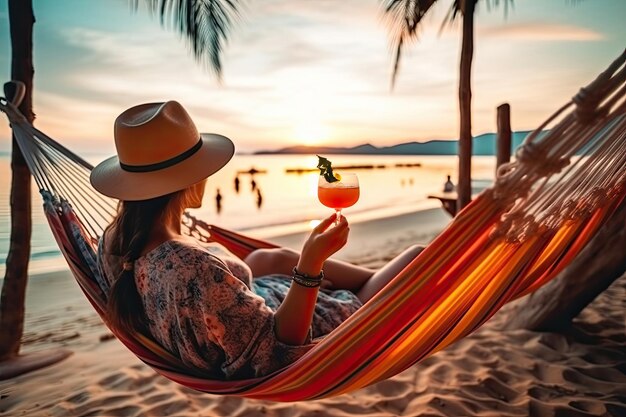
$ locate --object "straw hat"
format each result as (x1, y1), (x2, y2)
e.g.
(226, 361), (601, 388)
(90, 101), (234, 201)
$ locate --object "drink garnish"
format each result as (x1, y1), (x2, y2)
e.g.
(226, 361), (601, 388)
(317, 155), (340, 183)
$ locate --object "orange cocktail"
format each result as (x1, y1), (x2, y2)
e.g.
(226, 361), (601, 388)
(318, 185), (360, 209)
(318, 172), (360, 224)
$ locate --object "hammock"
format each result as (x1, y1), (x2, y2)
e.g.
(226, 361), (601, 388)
(1, 51), (625, 402)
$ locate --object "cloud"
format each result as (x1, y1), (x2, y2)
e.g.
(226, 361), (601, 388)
(19, 1), (464, 151)
(479, 23), (605, 42)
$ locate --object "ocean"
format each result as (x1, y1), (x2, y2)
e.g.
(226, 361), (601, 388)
(0, 153), (497, 275)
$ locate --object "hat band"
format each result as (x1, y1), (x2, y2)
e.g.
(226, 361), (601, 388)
(119, 138), (203, 173)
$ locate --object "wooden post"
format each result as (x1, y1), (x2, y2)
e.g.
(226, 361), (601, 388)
(496, 103), (511, 174)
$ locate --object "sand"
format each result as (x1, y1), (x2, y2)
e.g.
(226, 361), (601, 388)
(1, 208), (625, 417)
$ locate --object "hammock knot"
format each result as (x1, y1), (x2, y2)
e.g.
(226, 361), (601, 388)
(492, 210), (527, 241)
(493, 164), (516, 195)
(0, 97), (28, 125)
(496, 161), (516, 178)
(507, 214), (540, 242)
(539, 156), (570, 177)
(543, 210), (562, 231)
(561, 200), (579, 220)
(573, 86), (603, 124)
(489, 222), (508, 240)
(515, 142), (543, 163)
(562, 198), (597, 221)
(589, 187), (609, 207)
(515, 143), (570, 177)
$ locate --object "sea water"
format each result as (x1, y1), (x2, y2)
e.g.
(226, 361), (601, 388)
(0, 153), (496, 275)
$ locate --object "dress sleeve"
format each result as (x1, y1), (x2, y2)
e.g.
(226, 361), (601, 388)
(177, 246), (314, 379)
(198, 242), (254, 288)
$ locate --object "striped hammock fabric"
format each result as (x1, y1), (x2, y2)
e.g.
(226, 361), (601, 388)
(1, 50), (625, 401)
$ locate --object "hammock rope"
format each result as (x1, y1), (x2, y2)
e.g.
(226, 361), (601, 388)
(1, 50), (625, 401)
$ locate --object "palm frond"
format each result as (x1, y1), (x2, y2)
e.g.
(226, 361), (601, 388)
(483, 0), (514, 19)
(382, 0), (439, 89)
(135, 0), (241, 80)
(384, 0), (514, 89)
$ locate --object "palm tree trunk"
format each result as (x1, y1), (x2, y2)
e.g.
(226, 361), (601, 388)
(457, 0), (475, 212)
(0, 0), (35, 361)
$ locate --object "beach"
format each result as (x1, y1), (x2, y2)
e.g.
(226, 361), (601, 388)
(1, 0), (625, 414)
(0, 207), (624, 417)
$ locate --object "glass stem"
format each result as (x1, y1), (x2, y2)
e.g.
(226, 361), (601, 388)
(335, 209), (342, 226)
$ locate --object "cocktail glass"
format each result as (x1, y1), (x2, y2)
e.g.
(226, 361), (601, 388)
(318, 172), (360, 225)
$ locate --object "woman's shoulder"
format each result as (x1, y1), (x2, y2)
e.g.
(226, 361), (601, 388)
(142, 238), (204, 261)
(149, 239), (231, 272)
(200, 242), (254, 286)
(143, 241), (240, 294)
(134, 240), (229, 289)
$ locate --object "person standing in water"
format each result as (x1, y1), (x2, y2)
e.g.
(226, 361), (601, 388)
(256, 188), (263, 209)
(216, 188), (223, 213)
(234, 176), (240, 193)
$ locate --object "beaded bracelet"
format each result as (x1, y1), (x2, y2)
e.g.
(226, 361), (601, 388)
(291, 267), (324, 288)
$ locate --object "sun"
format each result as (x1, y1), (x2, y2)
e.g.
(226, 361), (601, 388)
(293, 120), (330, 146)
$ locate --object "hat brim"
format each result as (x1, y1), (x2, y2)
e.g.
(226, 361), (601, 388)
(90, 133), (234, 201)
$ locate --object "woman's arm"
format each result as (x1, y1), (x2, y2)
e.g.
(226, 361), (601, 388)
(273, 215), (349, 345)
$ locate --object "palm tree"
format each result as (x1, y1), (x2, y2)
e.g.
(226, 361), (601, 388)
(383, 0), (510, 212)
(0, 0), (35, 364)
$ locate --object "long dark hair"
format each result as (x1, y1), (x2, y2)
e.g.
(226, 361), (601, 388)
(106, 190), (189, 334)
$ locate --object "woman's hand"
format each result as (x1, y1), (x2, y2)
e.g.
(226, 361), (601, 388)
(274, 215), (348, 345)
(296, 214), (350, 276)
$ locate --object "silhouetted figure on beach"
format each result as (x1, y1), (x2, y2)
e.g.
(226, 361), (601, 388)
(251, 178), (257, 192)
(408, 178), (414, 186)
(443, 175), (455, 193)
(215, 188), (223, 214)
(256, 188), (263, 209)
(234, 176), (240, 193)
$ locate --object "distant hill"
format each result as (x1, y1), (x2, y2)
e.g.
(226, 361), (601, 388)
(255, 131), (535, 156)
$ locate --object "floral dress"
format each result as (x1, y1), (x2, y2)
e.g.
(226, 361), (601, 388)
(97, 239), (362, 379)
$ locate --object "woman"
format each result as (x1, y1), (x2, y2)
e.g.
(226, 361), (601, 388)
(92, 101), (423, 379)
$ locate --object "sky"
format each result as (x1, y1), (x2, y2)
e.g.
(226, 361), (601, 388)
(0, 0), (624, 154)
